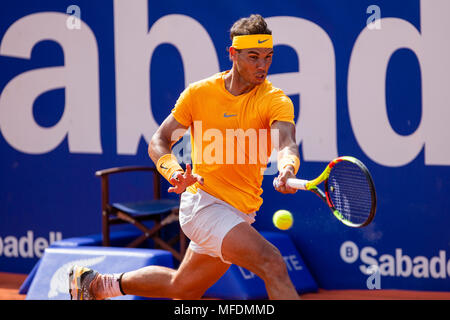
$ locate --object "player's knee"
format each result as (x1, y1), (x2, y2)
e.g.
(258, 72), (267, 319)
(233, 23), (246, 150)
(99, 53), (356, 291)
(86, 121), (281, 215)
(173, 286), (205, 300)
(170, 276), (205, 300)
(175, 288), (205, 300)
(259, 246), (289, 281)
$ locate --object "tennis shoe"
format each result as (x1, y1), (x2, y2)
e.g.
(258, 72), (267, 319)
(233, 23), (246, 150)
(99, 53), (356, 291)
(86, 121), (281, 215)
(68, 265), (99, 300)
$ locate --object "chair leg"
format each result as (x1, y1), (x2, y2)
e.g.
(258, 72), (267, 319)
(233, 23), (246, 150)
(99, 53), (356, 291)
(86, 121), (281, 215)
(166, 232), (187, 260)
(153, 237), (183, 261)
(126, 233), (149, 248)
(114, 210), (187, 261)
(102, 210), (110, 247)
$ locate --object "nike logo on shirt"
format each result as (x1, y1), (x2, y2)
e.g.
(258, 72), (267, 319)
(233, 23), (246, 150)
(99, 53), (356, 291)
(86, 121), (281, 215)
(223, 113), (238, 118)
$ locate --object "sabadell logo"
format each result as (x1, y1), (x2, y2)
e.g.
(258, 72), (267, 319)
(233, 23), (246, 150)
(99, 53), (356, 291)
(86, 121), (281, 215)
(340, 241), (450, 279)
(0, 231), (62, 258)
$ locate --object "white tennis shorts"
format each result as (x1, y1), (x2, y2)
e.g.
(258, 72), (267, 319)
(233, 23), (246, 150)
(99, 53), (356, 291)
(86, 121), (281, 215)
(179, 189), (256, 264)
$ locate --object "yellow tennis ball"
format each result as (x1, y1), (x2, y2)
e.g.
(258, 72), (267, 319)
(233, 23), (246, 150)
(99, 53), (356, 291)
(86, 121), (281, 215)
(273, 209), (293, 230)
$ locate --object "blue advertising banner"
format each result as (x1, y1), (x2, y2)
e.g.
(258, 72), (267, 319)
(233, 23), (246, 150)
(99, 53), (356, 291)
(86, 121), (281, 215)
(1, 0), (449, 292)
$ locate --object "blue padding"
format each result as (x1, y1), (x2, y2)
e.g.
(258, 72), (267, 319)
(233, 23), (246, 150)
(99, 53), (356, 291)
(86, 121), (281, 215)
(26, 246), (173, 300)
(112, 199), (179, 215)
(49, 230), (151, 248)
(18, 259), (41, 294)
(19, 230), (154, 295)
(204, 231), (318, 300)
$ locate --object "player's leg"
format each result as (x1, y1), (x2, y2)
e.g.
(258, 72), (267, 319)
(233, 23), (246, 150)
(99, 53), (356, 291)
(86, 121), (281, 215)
(221, 222), (300, 300)
(115, 190), (233, 299)
(118, 246), (230, 299)
(70, 190), (234, 300)
(70, 246), (230, 300)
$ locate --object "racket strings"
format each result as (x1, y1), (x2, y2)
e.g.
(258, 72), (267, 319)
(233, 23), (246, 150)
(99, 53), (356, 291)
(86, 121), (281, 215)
(327, 161), (373, 224)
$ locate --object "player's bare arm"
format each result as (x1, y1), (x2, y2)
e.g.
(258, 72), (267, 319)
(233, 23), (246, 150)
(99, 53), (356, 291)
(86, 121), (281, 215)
(271, 120), (299, 194)
(148, 114), (204, 194)
(148, 114), (187, 162)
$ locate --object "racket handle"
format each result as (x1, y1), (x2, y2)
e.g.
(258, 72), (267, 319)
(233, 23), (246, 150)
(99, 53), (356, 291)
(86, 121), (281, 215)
(273, 178), (309, 190)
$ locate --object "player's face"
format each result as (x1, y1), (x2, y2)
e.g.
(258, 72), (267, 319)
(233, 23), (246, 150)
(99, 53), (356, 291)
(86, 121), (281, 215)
(234, 48), (273, 85)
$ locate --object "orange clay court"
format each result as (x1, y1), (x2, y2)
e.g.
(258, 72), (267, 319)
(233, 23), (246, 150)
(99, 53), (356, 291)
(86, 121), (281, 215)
(1, 272), (449, 300)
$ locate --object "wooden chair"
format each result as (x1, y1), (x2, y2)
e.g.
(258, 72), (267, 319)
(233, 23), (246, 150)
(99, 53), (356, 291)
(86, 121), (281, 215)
(95, 166), (187, 262)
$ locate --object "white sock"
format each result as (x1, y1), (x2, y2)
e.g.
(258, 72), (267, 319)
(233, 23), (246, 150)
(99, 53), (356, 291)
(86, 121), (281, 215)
(98, 273), (125, 298)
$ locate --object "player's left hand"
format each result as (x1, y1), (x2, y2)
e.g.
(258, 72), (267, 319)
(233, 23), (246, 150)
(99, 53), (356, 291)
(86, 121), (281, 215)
(168, 163), (204, 194)
(274, 167), (298, 194)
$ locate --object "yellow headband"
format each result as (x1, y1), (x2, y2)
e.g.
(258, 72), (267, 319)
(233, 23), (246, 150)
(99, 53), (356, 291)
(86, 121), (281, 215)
(232, 34), (273, 49)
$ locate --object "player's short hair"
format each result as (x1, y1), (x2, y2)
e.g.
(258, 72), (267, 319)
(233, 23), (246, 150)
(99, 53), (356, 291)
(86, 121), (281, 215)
(229, 14), (272, 40)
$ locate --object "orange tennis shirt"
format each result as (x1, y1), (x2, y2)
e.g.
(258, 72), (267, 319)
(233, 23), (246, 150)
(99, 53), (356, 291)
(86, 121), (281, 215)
(171, 71), (295, 214)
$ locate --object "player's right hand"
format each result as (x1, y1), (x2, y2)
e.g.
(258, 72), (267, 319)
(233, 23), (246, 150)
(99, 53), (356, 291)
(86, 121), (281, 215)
(168, 163), (204, 194)
(274, 166), (298, 194)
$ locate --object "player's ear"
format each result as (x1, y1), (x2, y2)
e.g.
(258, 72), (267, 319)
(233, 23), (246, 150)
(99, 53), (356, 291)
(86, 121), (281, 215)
(228, 46), (237, 61)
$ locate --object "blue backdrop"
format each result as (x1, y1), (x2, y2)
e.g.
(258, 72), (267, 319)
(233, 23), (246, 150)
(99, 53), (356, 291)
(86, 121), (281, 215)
(1, 0), (449, 291)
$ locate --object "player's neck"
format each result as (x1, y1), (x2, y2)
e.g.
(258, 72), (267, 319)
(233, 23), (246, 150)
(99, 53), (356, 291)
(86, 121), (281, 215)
(224, 67), (256, 96)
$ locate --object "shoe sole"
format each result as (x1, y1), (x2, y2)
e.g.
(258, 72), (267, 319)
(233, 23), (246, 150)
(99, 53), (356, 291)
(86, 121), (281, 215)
(68, 266), (83, 300)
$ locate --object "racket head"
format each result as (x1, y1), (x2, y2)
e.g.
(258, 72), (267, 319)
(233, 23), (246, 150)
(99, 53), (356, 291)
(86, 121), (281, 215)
(324, 156), (377, 228)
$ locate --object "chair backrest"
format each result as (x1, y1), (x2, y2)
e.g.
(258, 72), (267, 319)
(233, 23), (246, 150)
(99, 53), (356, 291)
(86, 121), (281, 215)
(95, 166), (162, 212)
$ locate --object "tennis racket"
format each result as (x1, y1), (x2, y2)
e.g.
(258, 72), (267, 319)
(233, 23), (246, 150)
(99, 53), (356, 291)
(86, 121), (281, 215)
(273, 156), (376, 228)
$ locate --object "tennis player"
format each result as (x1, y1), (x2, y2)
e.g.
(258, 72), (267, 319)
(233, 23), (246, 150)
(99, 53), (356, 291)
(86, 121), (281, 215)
(69, 14), (301, 300)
